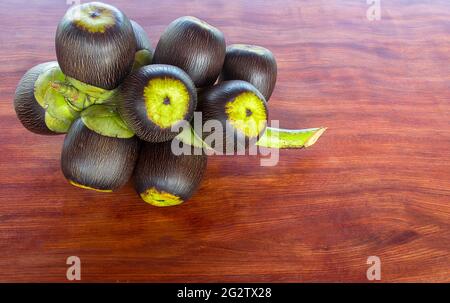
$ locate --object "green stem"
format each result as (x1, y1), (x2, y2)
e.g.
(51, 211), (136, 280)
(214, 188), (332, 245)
(175, 125), (326, 150)
(43, 89), (80, 132)
(175, 124), (212, 149)
(256, 127), (327, 149)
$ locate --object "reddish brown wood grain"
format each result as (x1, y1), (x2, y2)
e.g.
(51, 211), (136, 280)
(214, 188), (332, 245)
(0, 0), (449, 282)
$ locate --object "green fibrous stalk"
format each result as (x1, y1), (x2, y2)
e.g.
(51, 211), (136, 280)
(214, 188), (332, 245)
(81, 104), (134, 139)
(175, 125), (326, 150)
(175, 124), (213, 150)
(256, 127), (327, 149)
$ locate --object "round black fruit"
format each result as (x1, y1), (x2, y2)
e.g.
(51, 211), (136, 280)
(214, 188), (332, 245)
(134, 140), (207, 207)
(61, 119), (140, 192)
(14, 62), (58, 135)
(131, 20), (153, 70)
(131, 20), (152, 55)
(220, 44), (277, 101)
(196, 80), (268, 153)
(152, 16), (226, 88)
(55, 1), (136, 90)
(118, 64), (197, 143)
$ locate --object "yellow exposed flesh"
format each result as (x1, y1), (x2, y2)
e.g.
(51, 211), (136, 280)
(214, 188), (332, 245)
(143, 77), (190, 129)
(140, 187), (184, 207)
(69, 3), (116, 33)
(69, 180), (113, 193)
(225, 92), (267, 138)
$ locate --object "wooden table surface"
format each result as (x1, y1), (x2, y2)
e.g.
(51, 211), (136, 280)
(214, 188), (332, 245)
(0, 0), (449, 282)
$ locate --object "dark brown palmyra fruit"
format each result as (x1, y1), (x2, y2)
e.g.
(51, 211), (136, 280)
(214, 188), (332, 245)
(152, 16), (226, 88)
(61, 119), (140, 192)
(118, 64), (197, 143)
(196, 80), (268, 153)
(130, 20), (153, 70)
(55, 2), (136, 90)
(131, 20), (152, 54)
(220, 44), (277, 101)
(14, 62), (57, 135)
(134, 139), (207, 206)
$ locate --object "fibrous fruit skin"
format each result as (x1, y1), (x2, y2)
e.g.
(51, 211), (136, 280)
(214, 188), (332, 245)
(61, 119), (140, 191)
(55, 1), (137, 90)
(131, 20), (152, 54)
(118, 64), (197, 143)
(196, 80), (268, 153)
(220, 44), (277, 101)
(134, 140), (207, 206)
(152, 16), (226, 88)
(14, 62), (58, 135)
(131, 20), (153, 70)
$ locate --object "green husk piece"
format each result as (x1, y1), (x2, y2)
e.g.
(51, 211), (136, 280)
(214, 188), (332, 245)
(81, 104), (134, 138)
(44, 111), (72, 133)
(44, 89), (79, 124)
(34, 63), (66, 108)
